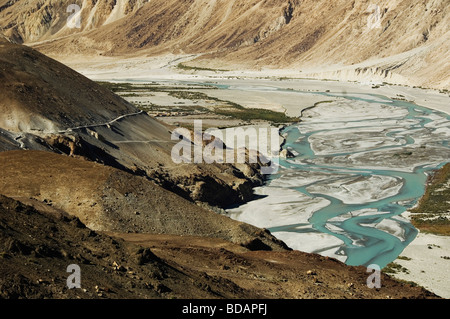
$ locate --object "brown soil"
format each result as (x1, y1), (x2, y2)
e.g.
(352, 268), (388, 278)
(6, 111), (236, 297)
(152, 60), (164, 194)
(0, 150), (287, 251)
(0, 194), (438, 299)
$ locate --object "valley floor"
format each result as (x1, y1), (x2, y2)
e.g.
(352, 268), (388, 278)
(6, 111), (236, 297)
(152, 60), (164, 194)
(59, 54), (450, 298)
(61, 54), (450, 116)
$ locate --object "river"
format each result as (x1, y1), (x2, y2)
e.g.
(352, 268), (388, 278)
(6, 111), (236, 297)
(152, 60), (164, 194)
(226, 88), (450, 268)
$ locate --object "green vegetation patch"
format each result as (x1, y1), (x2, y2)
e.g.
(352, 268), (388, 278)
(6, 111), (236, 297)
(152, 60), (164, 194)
(215, 107), (297, 124)
(96, 81), (157, 92)
(167, 91), (212, 101)
(397, 256), (412, 261)
(382, 262), (410, 275)
(410, 163), (450, 236)
(176, 63), (229, 72)
(97, 81), (297, 124)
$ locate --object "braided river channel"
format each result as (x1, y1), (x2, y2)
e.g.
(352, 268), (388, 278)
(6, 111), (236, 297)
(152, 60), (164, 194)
(226, 88), (450, 268)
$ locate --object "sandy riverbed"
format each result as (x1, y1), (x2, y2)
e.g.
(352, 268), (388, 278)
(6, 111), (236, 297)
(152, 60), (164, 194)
(63, 54), (450, 298)
(64, 54), (450, 116)
(389, 226), (450, 298)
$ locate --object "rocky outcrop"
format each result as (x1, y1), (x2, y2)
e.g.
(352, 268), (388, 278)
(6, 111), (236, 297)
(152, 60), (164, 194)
(157, 171), (258, 208)
(43, 134), (79, 156)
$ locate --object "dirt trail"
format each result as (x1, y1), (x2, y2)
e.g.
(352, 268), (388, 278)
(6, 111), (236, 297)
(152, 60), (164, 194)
(57, 110), (144, 134)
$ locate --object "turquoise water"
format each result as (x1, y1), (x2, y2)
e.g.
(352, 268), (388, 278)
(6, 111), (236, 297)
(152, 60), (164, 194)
(217, 84), (450, 268)
(269, 93), (450, 268)
(146, 79), (449, 268)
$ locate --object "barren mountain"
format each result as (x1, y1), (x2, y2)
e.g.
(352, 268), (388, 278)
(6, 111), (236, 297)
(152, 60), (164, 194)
(0, 37), (267, 208)
(0, 36), (292, 257)
(0, 0), (149, 43)
(0, 35), (136, 133)
(2, 0), (448, 88)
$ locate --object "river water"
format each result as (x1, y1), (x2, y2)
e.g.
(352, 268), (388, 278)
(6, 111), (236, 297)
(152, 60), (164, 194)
(226, 88), (450, 268)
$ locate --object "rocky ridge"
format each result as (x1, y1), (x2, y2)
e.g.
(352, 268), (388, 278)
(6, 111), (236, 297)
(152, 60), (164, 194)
(1, 0), (447, 88)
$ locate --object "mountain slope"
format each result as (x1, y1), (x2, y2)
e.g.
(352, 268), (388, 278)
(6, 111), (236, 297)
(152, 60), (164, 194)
(0, 150), (287, 250)
(0, 193), (437, 299)
(0, 193), (226, 299)
(4, 0), (446, 88)
(0, 36), (137, 133)
(0, 37), (266, 207)
(0, 0), (149, 43)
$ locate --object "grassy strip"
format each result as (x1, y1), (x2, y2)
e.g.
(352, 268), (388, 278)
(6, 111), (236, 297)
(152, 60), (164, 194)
(96, 81), (158, 92)
(410, 163), (450, 236)
(215, 108), (297, 124)
(98, 81), (297, 124)
(97, 81), (218, 93)
(167, 91), (213, 100)
(176, 63), (229, 72)
(382, 262), (410, 275)
(169, 91), (296, 123)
